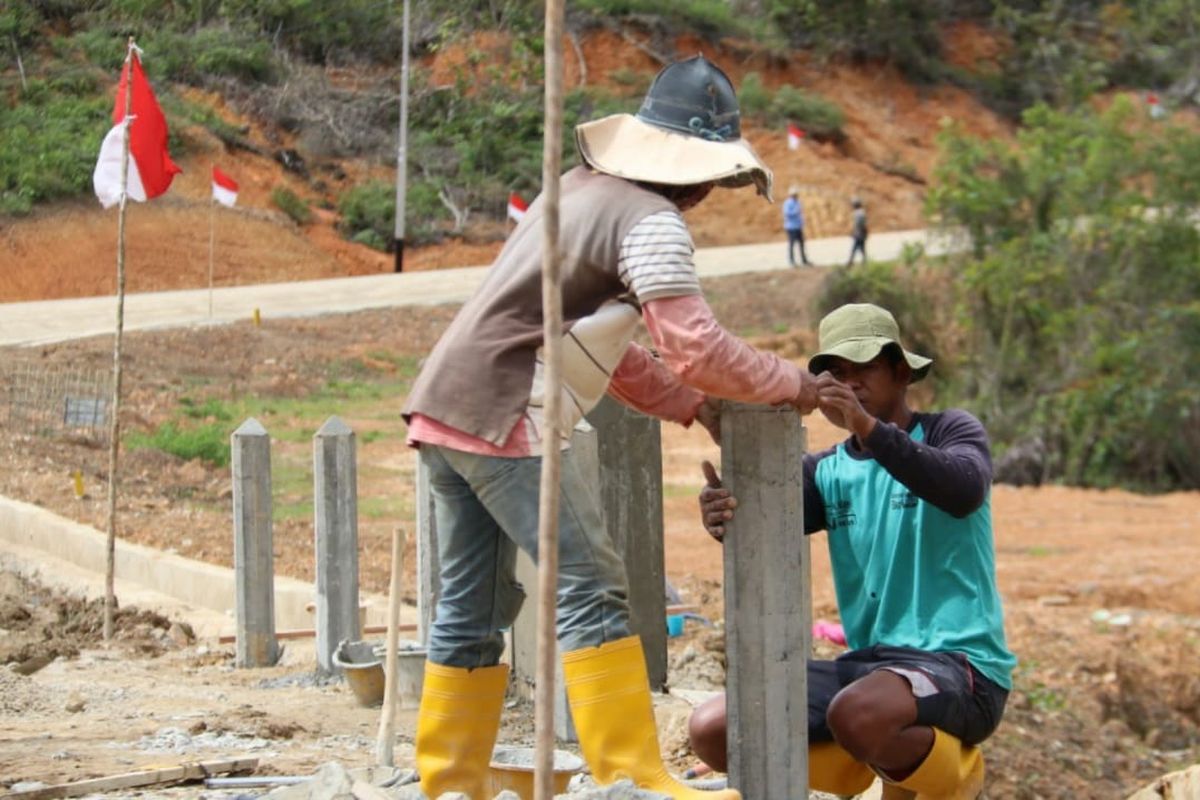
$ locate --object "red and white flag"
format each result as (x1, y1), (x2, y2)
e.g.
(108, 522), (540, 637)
(211, 166), (239, 207)
(787, 122), (805, 151)
(507, 191), (528, 222)
(93, 49), (181, 208)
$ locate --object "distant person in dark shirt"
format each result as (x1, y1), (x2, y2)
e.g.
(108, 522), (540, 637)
(847, 197), (868, 265)
(782, 185), (811, 267)
(689, 303), (1015, 799)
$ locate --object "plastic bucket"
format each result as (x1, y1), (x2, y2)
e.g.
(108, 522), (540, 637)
(332, 639), (426, 709)
(487, 746), (584, 799)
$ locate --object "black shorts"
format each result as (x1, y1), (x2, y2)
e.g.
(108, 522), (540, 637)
(807, 645), (1008, 747)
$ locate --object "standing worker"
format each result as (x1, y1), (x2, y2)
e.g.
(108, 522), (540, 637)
(402, 55), (818, 800)
(783, 185), (811, 267)
(847, 197), (868, 265)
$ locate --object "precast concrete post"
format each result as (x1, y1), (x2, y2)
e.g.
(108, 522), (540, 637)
(232, 418), (279, 668)
(415, 451), (439, 645)
(721, 403), (810, 800)
(313, 416), (361, 674)
(512, 397), (667, 741)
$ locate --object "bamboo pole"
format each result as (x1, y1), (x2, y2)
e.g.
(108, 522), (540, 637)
(534, 2), (565, 798)
(103, 37), (136, 642)
(208, 195), (216, 318)
(375, 527), (405, 766)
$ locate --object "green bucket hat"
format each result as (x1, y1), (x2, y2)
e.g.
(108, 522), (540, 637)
(808, 303), (932, 382)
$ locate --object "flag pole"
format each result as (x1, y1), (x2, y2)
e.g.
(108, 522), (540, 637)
(534, 1), (565, 798)
(104, 36), (135, 642)
(208, 192), (216, 319)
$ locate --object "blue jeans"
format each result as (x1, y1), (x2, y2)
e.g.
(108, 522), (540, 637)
(421, 444), (632, 668)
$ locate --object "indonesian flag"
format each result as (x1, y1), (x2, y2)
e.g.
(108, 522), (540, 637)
(92, 50), (182, 209)
(211, 166), (239, 207)
(507, 191), (528, 222)
(787, 122), (805, 151)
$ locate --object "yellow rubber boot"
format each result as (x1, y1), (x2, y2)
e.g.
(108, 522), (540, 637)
(563, 636), (741, 799)
(890, 728), (985, 800)
(809, 742), (875, 796)
(415, 661), (509, 800)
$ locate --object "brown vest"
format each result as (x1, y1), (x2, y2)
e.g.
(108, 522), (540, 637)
(403, 166), (676, 446)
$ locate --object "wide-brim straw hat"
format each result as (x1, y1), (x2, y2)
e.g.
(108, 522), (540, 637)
(574, 55), (773, 201)
(808, 303), (933, 383)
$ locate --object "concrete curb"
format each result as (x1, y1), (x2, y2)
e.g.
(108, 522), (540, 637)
(0, 494), (402, 632)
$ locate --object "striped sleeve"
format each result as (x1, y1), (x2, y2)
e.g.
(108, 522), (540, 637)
(618, 210), (702, 303)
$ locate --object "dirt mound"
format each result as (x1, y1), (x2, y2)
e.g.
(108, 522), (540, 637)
(0, 570), (190, 667)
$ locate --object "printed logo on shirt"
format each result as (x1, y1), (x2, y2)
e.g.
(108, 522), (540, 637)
(890, 491), (918, 510)
(827, 500), (857, 530)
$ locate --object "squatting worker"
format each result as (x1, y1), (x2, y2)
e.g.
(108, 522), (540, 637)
(690, 303), (1015, 800)
(402, 56), (818, 800)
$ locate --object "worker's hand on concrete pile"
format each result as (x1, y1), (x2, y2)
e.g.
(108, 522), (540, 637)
(694, 396), (722, 445)
(699, 460), (737, 542)
(789, 368), (819, 415)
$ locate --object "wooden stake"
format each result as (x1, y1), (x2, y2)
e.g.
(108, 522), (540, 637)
(375, 526), (405, 767)
(103, 37), (136, 642)
(535, 2), (565, 798)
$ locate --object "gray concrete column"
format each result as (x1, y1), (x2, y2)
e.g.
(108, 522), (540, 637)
(720, 402), (810, 800)
(512, 396), (667, 742)
(313, 416), (361, 674)
(232, 418), (279, 668)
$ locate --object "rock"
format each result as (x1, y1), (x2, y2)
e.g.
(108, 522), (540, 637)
(1125, 764), (1200, 799)
(64, 692), (86, 713)
(556, 780), (669, 799)
(10, 781), (48, 792)
(168, 622), (195, 646)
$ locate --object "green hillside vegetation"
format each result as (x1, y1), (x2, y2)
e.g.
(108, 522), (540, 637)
(3, 0), (1200, 490)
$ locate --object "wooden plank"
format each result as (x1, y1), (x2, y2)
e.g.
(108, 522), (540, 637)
(1, 757), (258, 800)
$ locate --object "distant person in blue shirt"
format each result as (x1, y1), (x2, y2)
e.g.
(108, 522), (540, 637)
(689, 303), (1014, 799)
(782, 185), (811, 267)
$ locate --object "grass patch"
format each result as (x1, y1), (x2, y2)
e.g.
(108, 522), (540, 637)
(128, 422), (232, 468)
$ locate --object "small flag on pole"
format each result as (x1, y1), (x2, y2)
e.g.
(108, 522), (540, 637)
(507, 191), (528, 222)
(212, 166), (239, 207)
(787, 123), (805, 151)
(92, 49), (181, 208)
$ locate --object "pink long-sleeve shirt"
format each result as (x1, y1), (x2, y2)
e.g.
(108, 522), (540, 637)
(407, 293), (801, 456)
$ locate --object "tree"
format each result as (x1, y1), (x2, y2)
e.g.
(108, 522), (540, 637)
(928, 98), (1200, 489)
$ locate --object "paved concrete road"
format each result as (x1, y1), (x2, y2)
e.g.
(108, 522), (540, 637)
(0, 228), (953, 347)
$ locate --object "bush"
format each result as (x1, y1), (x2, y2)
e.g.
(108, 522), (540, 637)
(338, 181), (394, 251)
(771, 85), (846, 141)
(0, 86), (110, 215)
(736, 72), (845, 142)
(272, 187), (312, 225)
